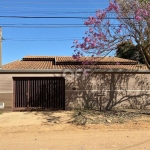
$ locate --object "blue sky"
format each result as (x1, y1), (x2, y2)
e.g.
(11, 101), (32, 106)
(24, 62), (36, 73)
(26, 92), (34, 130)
(0, 0), (110, 64)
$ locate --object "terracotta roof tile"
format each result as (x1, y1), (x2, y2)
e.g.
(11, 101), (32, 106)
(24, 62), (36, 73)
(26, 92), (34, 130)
(23, 55), (137, 63)
(2, 56), (149, 71)
(3, 61), (53, 70)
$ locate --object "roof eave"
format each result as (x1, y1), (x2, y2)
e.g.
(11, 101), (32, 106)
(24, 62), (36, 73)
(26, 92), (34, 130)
(0, 69), (150, 73)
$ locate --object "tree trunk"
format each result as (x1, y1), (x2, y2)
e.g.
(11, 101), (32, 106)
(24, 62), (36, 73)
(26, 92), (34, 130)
(140, 46), (150, 70)
(105, 73), (115, 110)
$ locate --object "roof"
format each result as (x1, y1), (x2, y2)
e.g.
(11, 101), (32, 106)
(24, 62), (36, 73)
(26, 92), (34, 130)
(23, 55), (137, 63)
(1, 55), (149, 71)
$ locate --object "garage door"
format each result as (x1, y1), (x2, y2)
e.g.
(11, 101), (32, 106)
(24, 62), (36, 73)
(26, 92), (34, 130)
(13, 77), (65, 111)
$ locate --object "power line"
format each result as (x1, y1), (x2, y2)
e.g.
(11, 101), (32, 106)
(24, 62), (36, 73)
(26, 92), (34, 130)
(0, 16), (87, 19)
(0, 26), (90, 28)
(0, 16), (134, 19)
(0, 24), (125, 28)
(0, 10), (108, 14)
(0, 9), (127, 16)
(0, 6), (105, 10)
(4, 38), (83, 42)
(0, 2), (109, 5)
(0, 23), (121, 25)
(4, 39), (74, 41)
(6, 37), (81, 39)
(0, 11), (118, 16)
(0, 22), (131, 28)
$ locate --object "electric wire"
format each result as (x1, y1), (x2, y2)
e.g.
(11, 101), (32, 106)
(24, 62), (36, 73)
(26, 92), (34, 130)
(0, 2), (109, 4)
(0, 16), (134, 19)
(0, 6), (106, 10)
(0, 2), (137, 42)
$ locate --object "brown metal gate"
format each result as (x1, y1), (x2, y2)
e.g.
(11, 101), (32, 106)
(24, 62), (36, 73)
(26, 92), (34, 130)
(13, 77), (65, 111)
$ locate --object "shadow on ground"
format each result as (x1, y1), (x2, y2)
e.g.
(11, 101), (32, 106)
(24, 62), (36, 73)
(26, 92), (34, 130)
(24, 110), (73, 125)
(23, 109), (150, 126)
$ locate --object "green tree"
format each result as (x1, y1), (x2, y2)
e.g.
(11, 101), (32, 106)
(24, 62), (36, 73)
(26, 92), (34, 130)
(116, 41), (145, 64)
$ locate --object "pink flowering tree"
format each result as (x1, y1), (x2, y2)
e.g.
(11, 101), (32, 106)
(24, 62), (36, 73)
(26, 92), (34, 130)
(72, 0), (150, 70)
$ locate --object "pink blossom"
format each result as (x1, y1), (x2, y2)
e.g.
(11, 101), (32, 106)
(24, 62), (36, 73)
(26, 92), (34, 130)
(90, 41), (96, 48)
(72, 0), (150, 64)
(107, 2), (118, 12)
(84, 21), (89, 25)
(143, 10), (148, 16)
(135, 15), (142, 21)
(76, 44), (81, 48)
(73, 54), (80, 60)
(84, 37), (90, 42)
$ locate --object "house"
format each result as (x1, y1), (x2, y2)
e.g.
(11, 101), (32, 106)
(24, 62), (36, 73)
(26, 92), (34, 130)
(0, 55), (150, 111)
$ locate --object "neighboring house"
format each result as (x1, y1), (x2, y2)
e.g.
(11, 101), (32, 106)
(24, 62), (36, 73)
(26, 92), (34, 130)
(0, 55), (150, 112)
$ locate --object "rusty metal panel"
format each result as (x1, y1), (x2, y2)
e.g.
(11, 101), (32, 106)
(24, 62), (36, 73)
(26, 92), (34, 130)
(13, 77), (65, 111)
(14, 78), (28, 109)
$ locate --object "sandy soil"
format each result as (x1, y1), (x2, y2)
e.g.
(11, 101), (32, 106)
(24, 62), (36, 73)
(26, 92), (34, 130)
(0, 111), (150, 150)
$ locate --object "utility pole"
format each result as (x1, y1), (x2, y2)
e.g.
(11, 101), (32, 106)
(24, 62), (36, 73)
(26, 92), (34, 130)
(0, 27), (2, 69)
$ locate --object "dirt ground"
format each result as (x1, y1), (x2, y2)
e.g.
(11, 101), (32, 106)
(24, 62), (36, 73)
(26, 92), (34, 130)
(0, 110), (150, 150)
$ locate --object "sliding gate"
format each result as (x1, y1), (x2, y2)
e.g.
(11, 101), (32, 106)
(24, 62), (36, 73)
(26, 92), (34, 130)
(13, 77), (65, 111)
